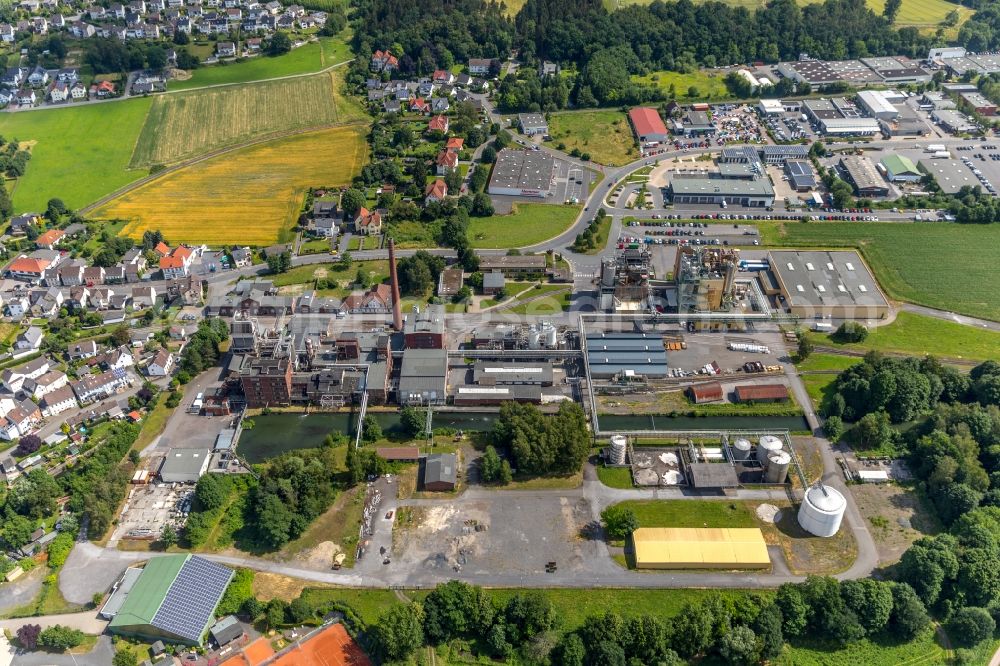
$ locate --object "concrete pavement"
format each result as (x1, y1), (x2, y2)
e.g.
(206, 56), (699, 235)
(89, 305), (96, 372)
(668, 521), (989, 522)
(0, 611), (108, 635)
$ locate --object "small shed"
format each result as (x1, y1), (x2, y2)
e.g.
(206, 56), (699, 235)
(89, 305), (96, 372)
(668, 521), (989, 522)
(734, 384), (789, 404)
(422, 453), (457, 491)
(209, 615), (244, 648)
(687, 382), (723, 404)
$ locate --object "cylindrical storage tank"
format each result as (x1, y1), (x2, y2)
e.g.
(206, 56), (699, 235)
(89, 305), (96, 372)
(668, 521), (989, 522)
(756, 435), (783, 464)
(764, 451), (791, 484)
(527, 326), (542, 349)
(544, 324), (558, 349)
(732, 438), (752, 462)
(609, 435), (627, 465)
(798, 485), (847, 537)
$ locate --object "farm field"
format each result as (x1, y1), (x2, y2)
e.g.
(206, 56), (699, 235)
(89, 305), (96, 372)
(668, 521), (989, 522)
(95, 125), (367, 246)
(167, 33), (353, 90)
(545, 110), (638, 166)
(131, 70), (364, 167)
(760, 222), (1000, 322)
(631, 69), (731, 101)
(468, 203), (580, 248)
(805, 311), (1000, 362)
(0, 97), (153, 212)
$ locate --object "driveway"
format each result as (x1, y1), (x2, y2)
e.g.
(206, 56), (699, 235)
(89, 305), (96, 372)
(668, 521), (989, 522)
(11, 635), (115, 666)
(0, 611), (107, 635)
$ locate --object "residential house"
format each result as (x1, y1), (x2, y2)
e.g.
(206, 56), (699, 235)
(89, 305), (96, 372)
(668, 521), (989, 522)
(231, 247), (252, 268)
(40, 385), (77, 418)
(312, 218), (337, 238)
(431, 97), (450, 114)
(5, 296), (29, 319)
(71, 369), (131, 404)
(216, 41), (236, 57)
(0, 24), (15, 43)
(35, 229), (65, 249)
(66, 286), (89, 311)
(370, 49), (398, 72)
(354, 208), (382, 236)
(83, 267), (105, 285)
(1, 67), (24, 88)
(92, 80), (116, 98)
(101, 346), (135, 372)
(16, 89), (35, 107)
(425, 179), (448, 204)
(169, 324), (190, 340)
(409, 97), (430, 114)
(2, 357), (50, 393)
(427, 114), (449, 135)
(57, 261), (85, 286)
(68, 340), (99, 361)
(445, 137), (464, 152)
(468, 58), (496, 75)
(9, 213), (39, 236)
(131, 286), (157, 309)
(0, 400), (41, 440)
(435, 149), (458, 175)
(14, 326), (44, 353)
(432, 69), (454, 85)
(7, 256), (49, 281)
(89, 287), (112, 309)
(27, 66), (48, 87)
(48, 80), (69, 103)
(103, 265), (126, 284)
(165, 275), (201, 306)
(146, 348), (174, 376)
(24, 369), (68, 399)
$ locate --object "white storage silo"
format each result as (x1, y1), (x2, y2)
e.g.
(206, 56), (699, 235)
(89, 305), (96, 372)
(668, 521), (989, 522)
(609, 435), (627, 465)
(756, 435), (783, 464)
(764, 451), (791, 484)
(542, 322), (558, 349)
(798, 484), (847, 537)
(732, 438), (752, 462)
(527, 325), (542, 349)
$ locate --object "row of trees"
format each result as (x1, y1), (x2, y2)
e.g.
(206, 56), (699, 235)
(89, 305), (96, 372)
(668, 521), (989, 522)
(368, 577), (930, 665)
(176, 318), (230, 381)
(490, 402), (590, 477)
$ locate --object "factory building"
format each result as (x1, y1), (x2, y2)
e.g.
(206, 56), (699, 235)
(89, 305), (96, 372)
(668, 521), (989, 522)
(931, 109), (977, 134)
(397, 348), (448, 406)
(856, 90), (900, 120)
(784, 160), (817, 191)
(959, 91), (997, 116)
(586, 332), (668, 379)
(919, 158), (978, 194)
(404, 310), (445, 349)
(839, 156), (889, 197)
(880, 154), (922, 183)
(674, 246), (740, 313)
(487, 149), (555, 198)
(422, 453), (457, 491)
(628, 106), (669, 144)
(766, 250), (889, 319)
(631, 527), (770, 569)
(453, 385), (542, 406)
(473, 361), (553, 386)
(599, 247), (652, 312)
(667, 173), (775, 207)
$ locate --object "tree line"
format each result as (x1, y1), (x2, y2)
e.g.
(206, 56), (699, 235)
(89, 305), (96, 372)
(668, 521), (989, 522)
(490, 402), (590, 477)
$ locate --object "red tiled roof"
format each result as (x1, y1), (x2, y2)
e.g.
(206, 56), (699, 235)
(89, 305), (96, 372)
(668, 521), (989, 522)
(36, 229), (65, 245)
(445, 137), (464, 151)
(159, 255), (185, 269)
(628, 106), (668, 138)
(428, 115), (448, 132)
(689, 382), (723, 400)
(425, 179), (448, 199)
(436, 150), (458, 168)
(8, 257), (49, 274)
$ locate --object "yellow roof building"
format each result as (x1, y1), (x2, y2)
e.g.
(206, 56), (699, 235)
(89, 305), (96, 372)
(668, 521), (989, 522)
(631, 527), (771, 569)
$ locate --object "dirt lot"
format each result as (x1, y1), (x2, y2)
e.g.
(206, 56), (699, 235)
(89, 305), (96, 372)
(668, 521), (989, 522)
(392, 494), (599, 575)
(109, 482), (192, 546)
(851, 483), (941, 566)
(762, 502), (858, 575)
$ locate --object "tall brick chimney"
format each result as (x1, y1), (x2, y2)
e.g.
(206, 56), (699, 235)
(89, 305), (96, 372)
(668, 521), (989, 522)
(388, 238), (403, 331)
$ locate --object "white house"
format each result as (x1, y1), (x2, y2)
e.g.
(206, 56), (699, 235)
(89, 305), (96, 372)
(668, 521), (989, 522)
(14, 326), (44, 353)
(25, 369), (68, 399)
(70, 369), (131, 404)
(145, 349), (174, 377)
(40, 385), (77, 418)
(0, 400), (41, 440)
(68, 340), (99, 361)
(1, 356), (50, 393)
(131, 286), (157, 309)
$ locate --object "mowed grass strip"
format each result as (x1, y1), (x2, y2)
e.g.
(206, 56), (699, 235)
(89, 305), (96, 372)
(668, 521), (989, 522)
(631, 69), (731, 101)
(0, 97), (153, 212)
(545, 110), (638, 166)
(612, 499), (758, 528)
(131, 70), (362, 167)
(96, 125), (367, 246)
(467, 203), (580, 248)
(761, 221), (1000, 322)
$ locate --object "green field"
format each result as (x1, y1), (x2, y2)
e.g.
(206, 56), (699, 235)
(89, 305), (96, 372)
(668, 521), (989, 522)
(611, 500), (758, 529)
(545, 110), (638, 166)
(797, 353), (861, 409)
(777, 627), (946, 665)
(168, 34), (354, 91)
(631, 69), (732, 101)
(761, 222), (1000, 322)
(806, 311), (1000, 362)
(596, 465), (634, 489)
(1, 98), (153, 212)
(131, 71), (364, 167)
(468, 203), (580, 248)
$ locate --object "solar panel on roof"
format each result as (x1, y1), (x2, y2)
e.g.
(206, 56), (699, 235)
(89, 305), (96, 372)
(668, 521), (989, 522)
(151, 556), (233, 643)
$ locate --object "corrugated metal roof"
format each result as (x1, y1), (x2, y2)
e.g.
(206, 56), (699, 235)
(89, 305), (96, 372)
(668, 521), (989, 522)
(632, 527), (770, 569)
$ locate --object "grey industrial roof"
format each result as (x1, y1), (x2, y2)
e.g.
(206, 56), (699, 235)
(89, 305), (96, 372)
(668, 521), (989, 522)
(159, 448), (211, 481)
(670, 174), (775, 197)
(839, 156), (886, 191)
(209, 615), (243, 647)
(768, 250), (888, 309)
(787, 60), (840, 84)
(761, 145), (808, 157)
(803, 98), (841, 120)
(100, 567), (144, 619)
(518, 112), (547, 129)
(687, 462), (740, 488)
(588, 361), (669, 379)
(214, 428), (236, 451)
(586, 333), (665, 352)
(473, 361), (553, 384)
(483, 271), (505, 289)
(398, 349), (447, 401)
(490, 149), (554, 191)
(918, 158), (977, 194)
(453, 384), (542, 401)
(785, 160), (816, 189)
(424, 453), (457, 486)
(718, 162), (756, 179)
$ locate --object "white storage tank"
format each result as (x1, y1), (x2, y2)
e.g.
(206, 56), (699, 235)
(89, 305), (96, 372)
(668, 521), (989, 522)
(609, 435), (627, 465)
(542, 323), (558, 349)
(764, 451), (791, 484)
(756, 435), (783, 464)
(798, 484), (846, 537)
(732, 438), (752, 462)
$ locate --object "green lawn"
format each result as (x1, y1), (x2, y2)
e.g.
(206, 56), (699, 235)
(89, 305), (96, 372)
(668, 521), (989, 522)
(777, 626), (946, 665)
(805, 311), (1000, 362)
(577, 214), (614, 255)
(468, 203), (580, 248)
(612, 499), (758, 529)
(168, 34), (353, 91)
(501, 284), (572, 315)
(596, 465), (634, 489)
(271, 259), (388, 292)
(632, 69), (732, 101)
(545, 110), (638, 166)
(1, 98), (153, 212)
(761, 222), (1000, 322)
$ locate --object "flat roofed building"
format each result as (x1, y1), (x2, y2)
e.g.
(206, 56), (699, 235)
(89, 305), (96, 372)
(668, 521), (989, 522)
(803, 98), (841, 121)
(757, 99), (784, 115)
(959, 91), (997, 116)
(376, 447), (420, 461)
(668, 173), (775, 208)
(759, 144), (808, 165)
(586, 333), (669, 379)
(100, 567), (144, 619)
(631, 527), (770, 569)
(487, 149), (555, 197)
(477, 254), (546, 275)
(839, 156), (889, 197)
(931, 108), (977, 134)
(628, 106), (669, 144)
(861, 56), (931, 83)
(857, 90), (899, 120)
(818, 117), (881, 135)
(473, 361), (553, 386)
(776, 60), (841, 86)
(880, 154), (921, 182)
(159, 448), (211, 483)
(398, 348), (447, 406)
(918, 158), (977, 194)
(518, 112), (548, 136)
(452, 385), (542, 405)
(768, 250), (889, 319)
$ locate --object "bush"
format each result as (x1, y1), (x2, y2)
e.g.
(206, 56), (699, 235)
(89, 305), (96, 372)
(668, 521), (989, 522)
(947, 607), (995, 647)
(39, 624), (85, 650)
(217, 568), (254, 615)
(823, 416), (844, 442)
(600, 505), (638, 540)
(833, 321), (868, 343)
(16, 624), (41, 650)
(14, 434), (42, 457)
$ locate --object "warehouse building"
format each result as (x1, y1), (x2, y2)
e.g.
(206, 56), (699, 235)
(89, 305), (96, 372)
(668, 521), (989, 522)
(777, 60), (843, 86)
(734, 383), (790, 403)
(919, 158), (978, 194)
(397, 348), (447, 406)
(931, 109), (977, 134)
(422, 453), (457, 491)
(757, 99), (784, 116)
(959, 91), (997, 116)
(473, 361), (553, 386)
(586, 332), (668, 379)
(880, 154), (922, 182)
(631, 527), (770, 569)
(487, 149), (555, 198)
(668, 173), (775, 207)
(839, 156), (889, 197)
(452, 385), (542, 406)
(108, 555), (234, 646)
(628, 106), (669, 144)
(860, 56), (931, 84)
(158, 448), (211, 483)
(856, 90), (900, 120)
(784, 160), (816, 191)
(767, 250), (889, 319)
(518, 113), (548, 136)
(688, 382), (723, 404)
